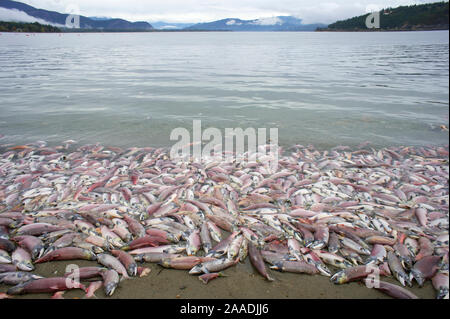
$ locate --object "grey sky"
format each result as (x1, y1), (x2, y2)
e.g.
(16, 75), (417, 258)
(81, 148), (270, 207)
(18, 0), (439, 23)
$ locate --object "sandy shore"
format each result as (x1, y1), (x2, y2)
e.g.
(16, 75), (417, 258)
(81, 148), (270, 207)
(0, 258), (436, 299)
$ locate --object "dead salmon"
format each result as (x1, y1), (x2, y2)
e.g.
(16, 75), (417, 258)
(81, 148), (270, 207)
(270, 260), (319, 275)
(97, 253), (130, 279)
(331, 265), (376, 284)
(411, 255), (442, 287)
(362, 279), (419, 299)
(35, 247), (96, 264)
(7, 277), (85, 295)
(64, 266), (106, 280)
(101, 269), (119, 296)
(248, 243), (274, 281)
(432, 272), (449, 299)
(387, 251), (411, 287)
(198, 272), (225, 284)
(111, 250), (137, 276)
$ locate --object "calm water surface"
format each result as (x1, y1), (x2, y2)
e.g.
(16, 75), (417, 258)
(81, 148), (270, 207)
(0, 31), (448, 149)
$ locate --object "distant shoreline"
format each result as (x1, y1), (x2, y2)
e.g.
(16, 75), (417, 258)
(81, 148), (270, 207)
(1, 28), (449, 34)
(316, 25), (449, 32)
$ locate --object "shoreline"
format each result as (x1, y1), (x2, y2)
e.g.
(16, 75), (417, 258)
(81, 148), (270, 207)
(316, 26), (449, 32)
(1, 29), (449, 34)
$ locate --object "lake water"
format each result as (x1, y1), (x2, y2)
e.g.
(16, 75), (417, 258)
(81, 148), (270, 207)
(0, 31), (448, 149)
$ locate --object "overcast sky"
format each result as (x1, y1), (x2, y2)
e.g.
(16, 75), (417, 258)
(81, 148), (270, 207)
(18, 0), (439, 23)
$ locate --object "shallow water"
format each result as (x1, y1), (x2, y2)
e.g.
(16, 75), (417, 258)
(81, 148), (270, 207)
(0, 31), (448, 149)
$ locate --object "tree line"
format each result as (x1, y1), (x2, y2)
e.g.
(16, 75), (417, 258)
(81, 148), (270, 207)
(321, 1), (449, 31)
(0, 21), (61, 32)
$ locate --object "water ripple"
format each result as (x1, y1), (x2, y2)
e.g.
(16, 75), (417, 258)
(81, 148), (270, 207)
(0, 31), (448, 149)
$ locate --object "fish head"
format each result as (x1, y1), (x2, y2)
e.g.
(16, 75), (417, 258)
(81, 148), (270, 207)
(31, 245), (45, 260)
(128, 264), (138, 277)
(310, 241), (325, 250)
(167, 233), (179, 243)
(18, 261), (34, 272)
(330, 271), (348, 284)
(394, 271), (406, 287)
(188, 265), (203, 275)
(437, 288), (449, 300)
(293, 233), (304, 244)
(7, 283), (26, 295)
(0, 255), (12, 263)
(96, 246), (107, 254)
(269, 262), (283, 271)
(159, 259), (171, 268)
(401, 256), (413, 270)
(316, 264), (332, 277)
(405, 275), (413, 287)
(364, 257), (377, 266)
(104, 282), (117, 296)
(84, 250), (98, 261)
(410, 269), (424, 287)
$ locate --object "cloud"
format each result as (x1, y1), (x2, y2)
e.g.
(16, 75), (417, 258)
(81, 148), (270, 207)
(0, 7), (65, 26)
(15, 0), (440, 24)
(158, 25), (178, 29)
(251, 17), (282, 25)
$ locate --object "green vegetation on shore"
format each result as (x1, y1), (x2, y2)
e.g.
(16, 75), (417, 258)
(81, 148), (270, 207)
(318, 1), (449, 31)
(0, 21), (224, 32)
(0, 21), (60, 32)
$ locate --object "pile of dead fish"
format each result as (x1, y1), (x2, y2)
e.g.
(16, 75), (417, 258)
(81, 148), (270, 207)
(0, 141), (448, 299)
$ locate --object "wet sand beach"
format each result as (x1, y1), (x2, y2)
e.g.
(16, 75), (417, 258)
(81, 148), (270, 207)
(0, 258), (436, 299)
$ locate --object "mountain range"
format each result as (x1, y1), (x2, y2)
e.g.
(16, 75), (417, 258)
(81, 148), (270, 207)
(150, 21), (195, 30)
(0, 0), (328, 31)
(185, 16), (326, 31)
(0, 0), (154, 30)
